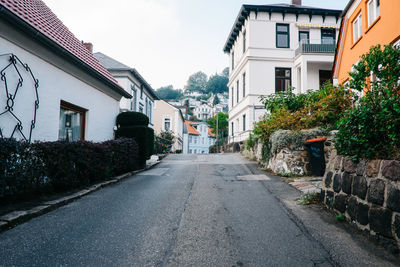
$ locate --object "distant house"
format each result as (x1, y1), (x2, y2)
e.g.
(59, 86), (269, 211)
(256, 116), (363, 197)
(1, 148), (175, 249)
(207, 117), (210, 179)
(184, 121), (215, 154)
(333, 0), (400, 86)
(194, 103), (213, 121)
(153, 100), (184, 152)
(224, 0), (341, 144)
(94, 52), (159, 127)
(0, 0), (130, 142)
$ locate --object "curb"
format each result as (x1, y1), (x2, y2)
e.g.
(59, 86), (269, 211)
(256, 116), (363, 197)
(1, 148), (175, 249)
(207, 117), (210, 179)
(0, 160), (162, 233)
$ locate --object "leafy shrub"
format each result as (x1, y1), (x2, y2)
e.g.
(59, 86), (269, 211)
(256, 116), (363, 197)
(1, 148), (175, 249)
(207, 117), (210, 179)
(116, 111), (154, 167)
(245, 133), (257, 151)
(116, 111), (149, 127)
(154, 131), (175, 154)
(0, 138), (139, 203)
(254, 83), (353, 142)
(335, 45), (400, 160)
(269, 128), (329, 154)
(116, 126), (154, 165)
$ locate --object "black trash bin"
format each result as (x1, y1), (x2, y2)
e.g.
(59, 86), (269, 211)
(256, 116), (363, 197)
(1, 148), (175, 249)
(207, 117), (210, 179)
(304, 138), (327, 176)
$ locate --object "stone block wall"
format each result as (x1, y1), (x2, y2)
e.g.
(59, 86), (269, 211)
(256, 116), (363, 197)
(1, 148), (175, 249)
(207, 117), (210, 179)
(243, 133), (335, 176)
(322, 155), (400, 252)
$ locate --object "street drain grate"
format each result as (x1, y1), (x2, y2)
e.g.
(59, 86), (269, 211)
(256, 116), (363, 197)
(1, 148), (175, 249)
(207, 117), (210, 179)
(236, 175), (271, 181)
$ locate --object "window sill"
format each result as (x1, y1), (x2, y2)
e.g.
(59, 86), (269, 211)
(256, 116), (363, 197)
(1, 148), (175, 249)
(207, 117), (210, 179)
(365, 16), (381, 34)
(351, 36), (363, 49)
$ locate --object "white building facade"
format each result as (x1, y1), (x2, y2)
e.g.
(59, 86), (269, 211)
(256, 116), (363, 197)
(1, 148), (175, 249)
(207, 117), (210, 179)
(224, 2), (341, 143)
(94, 52), (159, 128)
(0, 0), (130, 142)
(194, 103), (214, 121)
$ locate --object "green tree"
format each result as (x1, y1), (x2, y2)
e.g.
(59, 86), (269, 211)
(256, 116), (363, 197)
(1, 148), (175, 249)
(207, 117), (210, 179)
(335, 44), (400, 160)
(222, 67), (229, 78)
(185, 71), (208, 93)
(205, 74), (229, 94)
(157, 85), (183, 100)
(212, 94), (220, 105)
(207, 112), (229, 137)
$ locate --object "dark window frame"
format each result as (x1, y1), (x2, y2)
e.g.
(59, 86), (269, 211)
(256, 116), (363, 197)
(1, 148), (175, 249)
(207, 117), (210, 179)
(231, 122), (234, 136)
(276, 23), (290, 48)
(232, 51), (235, 70)
(321, 28), (336, 44)
(236, 80), (239, 103)
(242, 114), (246, 131)
(242, 72), (246, 97)
(60, 100), (87, 141)
(299, 31), (309, 42)
(243, 30), (246, 53)
(275, 68), (292, 93)
(231, 87), (234, 107)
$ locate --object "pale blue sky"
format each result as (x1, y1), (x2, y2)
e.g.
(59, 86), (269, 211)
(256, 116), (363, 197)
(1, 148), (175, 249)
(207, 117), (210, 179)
(43, 0), (349, 90)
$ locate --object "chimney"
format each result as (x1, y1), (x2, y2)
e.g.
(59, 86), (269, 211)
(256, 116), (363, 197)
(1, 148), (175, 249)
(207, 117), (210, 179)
(291, 0), (302, 5)
(83, 42), (93, 53)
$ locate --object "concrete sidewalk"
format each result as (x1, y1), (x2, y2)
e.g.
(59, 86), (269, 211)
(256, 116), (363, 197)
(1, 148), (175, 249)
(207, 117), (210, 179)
(288, 177), (323, 194)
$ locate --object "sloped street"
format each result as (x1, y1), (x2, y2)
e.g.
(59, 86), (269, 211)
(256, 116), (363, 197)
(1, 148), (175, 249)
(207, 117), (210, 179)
(0, 154), (397, 266)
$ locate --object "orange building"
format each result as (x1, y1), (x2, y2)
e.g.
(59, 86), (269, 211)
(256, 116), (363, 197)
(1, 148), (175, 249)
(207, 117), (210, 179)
(333, 0), (400, 85)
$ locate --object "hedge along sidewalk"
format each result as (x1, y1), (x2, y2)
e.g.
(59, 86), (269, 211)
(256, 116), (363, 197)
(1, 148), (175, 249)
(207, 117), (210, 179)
(0, 157), (162, 232)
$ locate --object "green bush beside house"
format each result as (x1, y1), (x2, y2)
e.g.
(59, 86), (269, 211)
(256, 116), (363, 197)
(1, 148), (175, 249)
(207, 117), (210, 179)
(115, 112), (154, 168)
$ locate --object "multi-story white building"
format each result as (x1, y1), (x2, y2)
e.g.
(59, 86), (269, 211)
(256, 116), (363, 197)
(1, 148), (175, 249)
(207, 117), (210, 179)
(94, 52), (159, 128)
(224, 1), (341, 143)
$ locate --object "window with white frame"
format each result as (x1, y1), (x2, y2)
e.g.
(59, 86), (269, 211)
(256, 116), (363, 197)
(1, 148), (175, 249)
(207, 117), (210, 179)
(368, 0), (380, 27)
(164, 117), (171, 131)
(353, 13), (362, 43)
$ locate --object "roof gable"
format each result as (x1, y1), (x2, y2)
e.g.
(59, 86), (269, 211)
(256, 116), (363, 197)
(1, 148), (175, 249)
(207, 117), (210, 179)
(94, 52), (159, 100)
(223, 4), (342, 53)
(0, 0), (129, 98)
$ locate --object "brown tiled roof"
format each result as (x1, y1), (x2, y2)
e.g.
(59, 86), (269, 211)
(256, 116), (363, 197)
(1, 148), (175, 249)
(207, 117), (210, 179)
(0, 0), (128, 97)
(208, 128), (216, 138)
(185, 121), (200, 136)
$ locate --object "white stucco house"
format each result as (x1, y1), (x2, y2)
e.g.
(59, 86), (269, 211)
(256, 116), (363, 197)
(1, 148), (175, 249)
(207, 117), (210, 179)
(0, 0), (130, 142)
(224, 0), (341, 143)
(153, 100), (184, 152)
(184, 121), (215, 154)
(194, 103), (214, 121)
(93, 52), (159, 128)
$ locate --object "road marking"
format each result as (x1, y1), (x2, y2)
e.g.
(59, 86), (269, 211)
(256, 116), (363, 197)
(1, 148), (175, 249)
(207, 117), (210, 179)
(236, 174), (271, 181)
(139, 168), (169, 176)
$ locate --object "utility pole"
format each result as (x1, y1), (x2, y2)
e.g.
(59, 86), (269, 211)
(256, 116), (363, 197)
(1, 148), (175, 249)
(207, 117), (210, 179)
(216, 113), (219, 153)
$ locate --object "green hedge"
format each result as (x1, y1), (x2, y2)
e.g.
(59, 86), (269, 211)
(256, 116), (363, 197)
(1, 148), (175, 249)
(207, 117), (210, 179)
(116, 125), (154, 166)
(0, 138), (139, 203)
(116, 111), (149, 127)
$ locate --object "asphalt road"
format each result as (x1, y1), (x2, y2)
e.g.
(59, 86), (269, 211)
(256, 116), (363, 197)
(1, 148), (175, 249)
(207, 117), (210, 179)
(0, 154), (397, 266)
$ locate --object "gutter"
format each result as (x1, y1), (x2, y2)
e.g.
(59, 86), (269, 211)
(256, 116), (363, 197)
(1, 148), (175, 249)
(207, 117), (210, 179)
(0, 5), (131, 99)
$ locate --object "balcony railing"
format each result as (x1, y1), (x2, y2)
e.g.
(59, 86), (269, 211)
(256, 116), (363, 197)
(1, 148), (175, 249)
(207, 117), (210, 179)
(295, 39), (336, 56)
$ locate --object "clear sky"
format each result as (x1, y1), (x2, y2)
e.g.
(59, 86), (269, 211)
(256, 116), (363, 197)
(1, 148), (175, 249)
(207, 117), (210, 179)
(43, 0), (349, 90)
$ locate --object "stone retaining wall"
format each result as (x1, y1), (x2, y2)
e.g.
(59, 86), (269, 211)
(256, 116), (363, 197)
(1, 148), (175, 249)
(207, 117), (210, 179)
(321, 155), (400, 252)
(243, 133), (335, 176)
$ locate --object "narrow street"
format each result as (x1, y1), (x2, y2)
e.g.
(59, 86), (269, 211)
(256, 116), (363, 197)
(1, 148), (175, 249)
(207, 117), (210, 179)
(0, 154), (397, 266)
